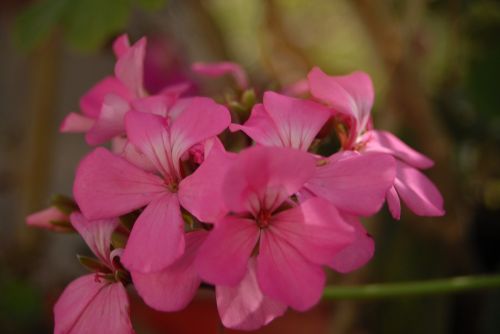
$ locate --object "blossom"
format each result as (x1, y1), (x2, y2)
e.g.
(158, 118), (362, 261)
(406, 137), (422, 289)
(192, 146), (356, 328)
(307, 67), (374, 150)
(73, 97), (230, 273)
(53, 213), (134, 334)
(231, 91), (395, 216)
(60, 35), (190, 146)
(29, 36), (448, 332)
(230, 91), (395, 272)
(26, 206), (71, 232)
(308, 67), (444, 219)
(59, 35), (142, 139)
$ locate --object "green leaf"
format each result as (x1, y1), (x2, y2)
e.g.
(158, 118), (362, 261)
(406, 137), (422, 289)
(62, 0), (132, 51)
(134, 0), (168, 11)
(14, 0), (70, 50)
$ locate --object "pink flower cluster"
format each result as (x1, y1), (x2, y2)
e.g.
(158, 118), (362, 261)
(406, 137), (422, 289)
(27, 35), (444, 333)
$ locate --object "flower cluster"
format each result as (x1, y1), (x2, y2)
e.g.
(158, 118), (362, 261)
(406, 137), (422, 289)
(27, 35), (444, 333)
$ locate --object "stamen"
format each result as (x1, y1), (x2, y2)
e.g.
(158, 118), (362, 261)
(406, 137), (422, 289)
(256, 210), (272, 229)
(165, 175), (179, 193)
(317, 158), (329, 167)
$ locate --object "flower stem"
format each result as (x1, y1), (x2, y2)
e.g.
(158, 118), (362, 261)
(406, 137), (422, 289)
(323, 275), (500, 300)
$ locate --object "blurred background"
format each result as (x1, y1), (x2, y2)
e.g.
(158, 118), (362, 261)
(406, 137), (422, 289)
(1, 0), (499, 333)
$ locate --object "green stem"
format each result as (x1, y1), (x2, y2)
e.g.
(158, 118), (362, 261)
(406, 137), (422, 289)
(323, 275), (500, 300)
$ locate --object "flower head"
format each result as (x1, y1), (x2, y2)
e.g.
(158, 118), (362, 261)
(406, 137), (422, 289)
(192, 146), (356, 327)
(73, 97), (230, 273)
(53, 213), (134, 334)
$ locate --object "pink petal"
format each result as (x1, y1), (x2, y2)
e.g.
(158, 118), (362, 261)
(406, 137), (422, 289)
(216, 258), (287, 331)
(362, 130), (434, 169)
(79, 76), (132, 118)
(169, 97), (231, 169)
(329, 214), (375, 273)
(305, 151), (396, 216)
(122, 193), (185, 273)
(195, 216), (259, 286)
(270, 197), (355, 265)
(124, 111), (174, 178)
(131, 95), (174, 117)
(54, 275), (133, 334)
(257, 229), (326, 311)
(178, 141), (236, 223)
(393, 161), (445, 217)
(229, 104), (283, 147)
(262, 91), (331, 150)
(26, 206), (70, 232)
(60, 113), (95, 133)
(223, 146), (316, 215)
(85, 94), (130, 145)
(111, 137), (157, 173)
(231, 92), (331, 151)
(159, 82), (192, 98)
(115, 37), (146, 97)
(386, 186), (401, 220)
(70, 212), (119, 265)
(192, 61), (248, 90)
(307, 67), (374, 136)
(131, 231), (207, 311)
(113, 34), (130, 58)
(165, 97), (196, 121)
(73, 148), (165, 220)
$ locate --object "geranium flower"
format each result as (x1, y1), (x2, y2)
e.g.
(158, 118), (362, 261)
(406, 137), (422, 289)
(60, 35), (190, 146)
(308, 67), (444, 219)
(191, 146), (356, 329)
(53, 213), (134, 334)
(230, 91), (396, 272)
(73, 97), (230, 273)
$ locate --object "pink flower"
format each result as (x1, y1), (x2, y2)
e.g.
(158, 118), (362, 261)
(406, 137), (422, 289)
(307, 67), (374, 150)
(60, 34), (140, 139)
(26, 206), (71, 232)
(231, 92), (395, 215)
(230, 92), (395, 272)
(73, 97), (230, 273)
(230, 91), (331, 150)
(192, 146), (356, 329)
(61, 35), (190, 146)
(308, 67), (444, 219)
(361, 130), (444, 219)
(192, 61), (249, 90)
(54, 211), (205, 332)
(53, 213), (134, 334)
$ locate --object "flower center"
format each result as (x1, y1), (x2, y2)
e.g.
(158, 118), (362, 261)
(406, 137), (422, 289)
(166, 181), (179, 193)
(256, 210), (272, 229)
(164, 173), (179, 193)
